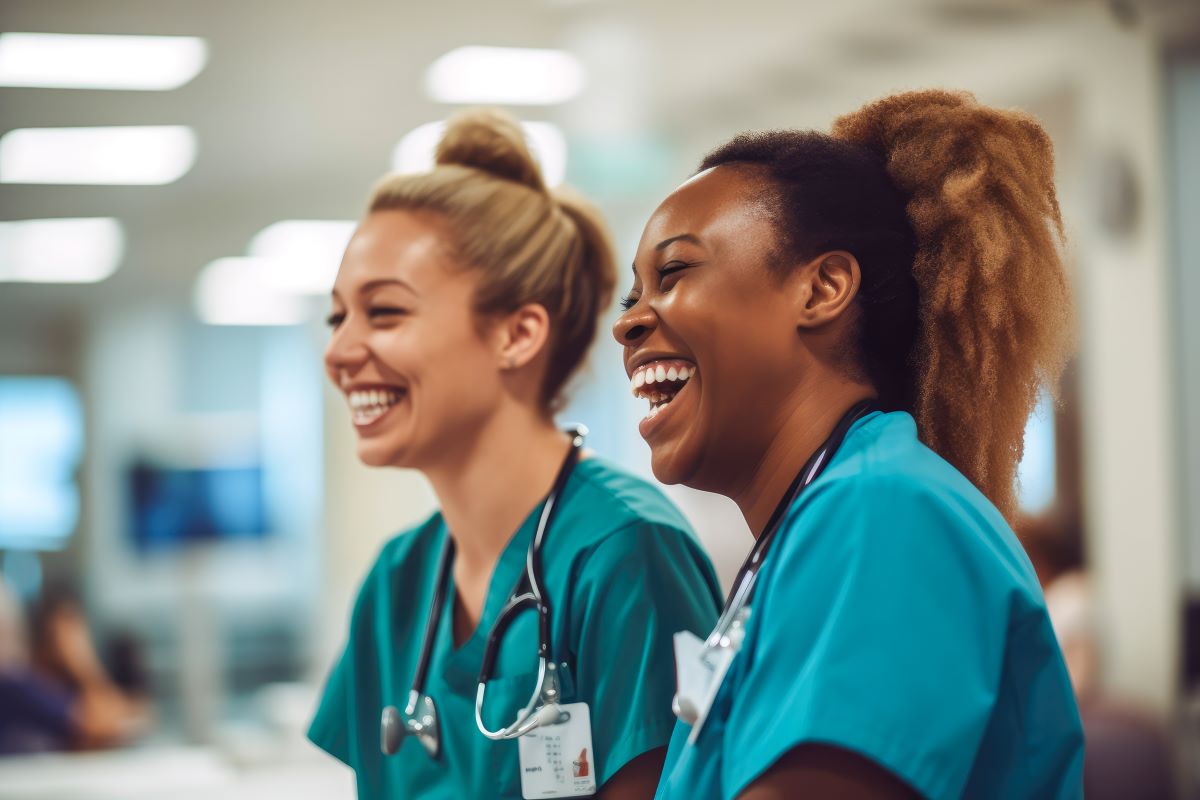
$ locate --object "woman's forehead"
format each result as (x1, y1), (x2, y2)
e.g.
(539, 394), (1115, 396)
(640, 166), (774, 252)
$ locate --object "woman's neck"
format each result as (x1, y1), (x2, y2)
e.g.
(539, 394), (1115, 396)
(732, 378), (876, 538)
(424, 405), (571, 603)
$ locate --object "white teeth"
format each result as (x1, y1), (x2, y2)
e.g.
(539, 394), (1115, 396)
(631, 361), (697, 406)
(347, 387), (403, 423)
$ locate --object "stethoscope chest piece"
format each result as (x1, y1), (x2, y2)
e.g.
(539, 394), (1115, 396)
(381, 690), (441, 758)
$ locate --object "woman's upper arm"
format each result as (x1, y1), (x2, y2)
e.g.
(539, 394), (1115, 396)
(738, 744), (919, 800)
(596, 747), (668, 800)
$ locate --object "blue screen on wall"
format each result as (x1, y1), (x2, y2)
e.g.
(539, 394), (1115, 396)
(128, 463), (269, 551)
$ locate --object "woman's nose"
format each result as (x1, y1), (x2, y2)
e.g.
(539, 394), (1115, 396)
(324, 324), (369, 379)
(612, 303), (656, 348)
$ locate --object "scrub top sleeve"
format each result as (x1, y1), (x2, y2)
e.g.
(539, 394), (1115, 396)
(571, 522), (721, 788)
(307, 645), (354, 766)
(723, 476), (1007, 800)
(308, 550), (391, 769)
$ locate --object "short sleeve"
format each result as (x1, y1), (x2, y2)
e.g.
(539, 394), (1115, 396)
(723, 475), (1009, 800)
(308, 645), (354, 765)
(569, 522), (721, 787)
(307, 550), (390, 772)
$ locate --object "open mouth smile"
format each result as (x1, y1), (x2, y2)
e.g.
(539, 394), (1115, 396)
(346, 385), (407, 428)
(630, 358), (696, 431)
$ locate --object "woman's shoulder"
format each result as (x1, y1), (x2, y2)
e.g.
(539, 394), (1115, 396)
(807, 410), (1012, 533)
(564, 455), (695, 539)
(548, 455), (713, 581)
(352, 511), (445, 597)
(785, 411), (1043, 601)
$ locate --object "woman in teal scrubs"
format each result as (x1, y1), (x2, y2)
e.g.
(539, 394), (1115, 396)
(311, 109), (721, 798)
(613, 90), (1085, 799)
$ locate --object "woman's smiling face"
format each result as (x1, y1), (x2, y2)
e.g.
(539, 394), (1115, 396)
(324, 209), (507, 469)
(613, 166), (813, 492)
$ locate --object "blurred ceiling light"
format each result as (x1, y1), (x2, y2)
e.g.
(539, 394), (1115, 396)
(0, 218), (124, 283)
(247, 220), (357, 294)
(0, 32), (208, 90)
(194, 257), (310, 326)
(0, 125), (197, 185)
(425, 46), (586, 105)
(393, 120), (568, 186)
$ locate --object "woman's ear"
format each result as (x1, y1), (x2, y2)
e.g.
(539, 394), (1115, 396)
(496, 302), (552, 370)
(794, 250), (862, 330)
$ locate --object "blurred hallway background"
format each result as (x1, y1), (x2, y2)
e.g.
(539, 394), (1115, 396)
(1, 0), (1199, 797)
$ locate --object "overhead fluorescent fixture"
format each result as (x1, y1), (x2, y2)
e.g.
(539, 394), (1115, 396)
(194, 257), (311, 326)
(0, 125), (197, 185)
(425, 46), (586, 105)
(0, 32), (208, 90)
(0, 218), (124, 283)
(393, 120), (568, 186)
(247, 220), (357, 294)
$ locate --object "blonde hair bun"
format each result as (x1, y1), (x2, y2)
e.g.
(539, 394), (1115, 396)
(435, 108), (546, 192)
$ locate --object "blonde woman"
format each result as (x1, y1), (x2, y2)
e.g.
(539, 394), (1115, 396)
(310, 109), (721, 799)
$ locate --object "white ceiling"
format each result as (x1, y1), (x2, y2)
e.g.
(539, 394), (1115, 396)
(0, 0), (1119, 335)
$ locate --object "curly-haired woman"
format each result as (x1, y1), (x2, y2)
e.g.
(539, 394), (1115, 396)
(614, 90), (1084, 799)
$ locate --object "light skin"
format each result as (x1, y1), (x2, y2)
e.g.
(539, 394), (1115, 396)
(325, 208), (661, 798)
(614, 165), (914, 798)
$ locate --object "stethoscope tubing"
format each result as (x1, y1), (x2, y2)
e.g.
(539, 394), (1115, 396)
(382, 426), (586, 756)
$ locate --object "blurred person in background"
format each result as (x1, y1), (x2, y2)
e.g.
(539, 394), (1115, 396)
(311, 108), (721, 799)
(0, 579), (149, 754)
(614, 90), (1084, 799)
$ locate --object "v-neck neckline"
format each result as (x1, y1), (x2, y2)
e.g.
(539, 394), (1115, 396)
(435, 499), (541, 675)
(430, 457), (598, 690)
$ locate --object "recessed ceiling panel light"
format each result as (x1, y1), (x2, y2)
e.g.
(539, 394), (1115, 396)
(247, 220), (357, 294)
(0, 218), (124, 283)
(194, 257), (310, 326)
(0, 33), (208, 90)
(393, 120), (567, 186)
(0, 125), (197, 185)
(425, 46), (586, 105)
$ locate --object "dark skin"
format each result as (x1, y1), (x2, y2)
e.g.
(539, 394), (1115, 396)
(613, 165), (916, 799)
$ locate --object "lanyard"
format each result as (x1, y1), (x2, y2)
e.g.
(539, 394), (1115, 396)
(706, 400), (876, 649)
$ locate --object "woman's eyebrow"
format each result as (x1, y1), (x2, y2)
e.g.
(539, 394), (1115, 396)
(655, 233), (701, 251)
(360, 277), (419, 296)
(632, 233), (704, 273)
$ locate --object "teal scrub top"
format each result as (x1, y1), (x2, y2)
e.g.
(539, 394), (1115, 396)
(655, 411), (1084, 800)
(309, 456), (722, 799)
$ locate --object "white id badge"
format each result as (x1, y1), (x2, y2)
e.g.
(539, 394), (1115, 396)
(673, 631), (736, 744)
(518, 702), (596, 798)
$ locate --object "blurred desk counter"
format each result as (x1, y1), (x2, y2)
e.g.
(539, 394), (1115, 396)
(0, 745), (354, 800)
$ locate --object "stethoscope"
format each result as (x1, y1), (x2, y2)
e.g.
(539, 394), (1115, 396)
(381, 425), (586, 758)
(673, 400), (876, 725)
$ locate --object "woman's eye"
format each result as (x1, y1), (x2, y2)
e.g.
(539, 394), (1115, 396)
(658, 261), (693, 290)
(325, 311), (345, 329)
(368, 307), (409, 320)
(619, 293), (639, 311)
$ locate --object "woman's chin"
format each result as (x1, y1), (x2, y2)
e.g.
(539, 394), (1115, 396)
(356, 439), (412, 469)
(648, 440), (700, 487)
